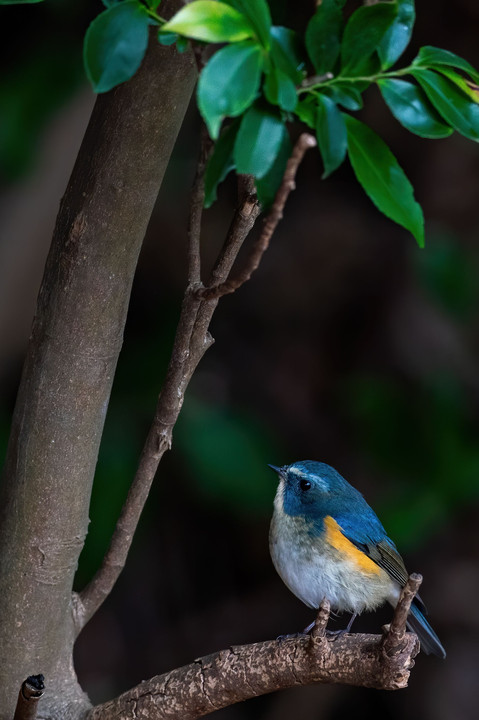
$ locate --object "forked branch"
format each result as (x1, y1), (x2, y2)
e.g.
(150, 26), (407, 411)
(198, 134), (317, 300)
(74, 130), (314, 631)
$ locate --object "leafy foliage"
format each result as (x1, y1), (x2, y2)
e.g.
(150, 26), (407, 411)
(75, 0), (479, 244)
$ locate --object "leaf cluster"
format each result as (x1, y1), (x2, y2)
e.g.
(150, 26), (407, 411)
(6, 0), (479, 245)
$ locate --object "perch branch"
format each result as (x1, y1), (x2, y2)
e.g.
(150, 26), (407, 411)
(197, 133), (317, 301)
(89, 625), (419, 720)
(13, 676), (44, 720)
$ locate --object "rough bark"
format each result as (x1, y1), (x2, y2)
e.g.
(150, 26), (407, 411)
(85, 580), (421, 719)
(88, 595), (420, 720)
(0, 15), (196, 720)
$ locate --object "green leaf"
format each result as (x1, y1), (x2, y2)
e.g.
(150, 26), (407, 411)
(433, 67), (479, 104)
(204, 121), (240, 208)
(256, 132), (292, 207)
(305, 0), (343, 75)
(270, 26), (304, 84)
(341, 2), (398, 76)
(316, 95), (347, 177)
(84, 1), (149, 93)
(413, 46), (479, 84)
(378, 78), (453, 138)
(264, 67), (297, 111)
(197, 41), (263, 139)
(295, 97), (316, 129)
(323, 84), (363, 111)
(176, 36), (189, 53)
(158, 31), (178, 46)
(378, 0), (415, 69)
(0, 0), (44, 3)
(224, 0), (271, 48)
(233, 105), (287, 178)
(162, 1), (255, 43)
(412, 68), (479, 141)
(344, 114), (424, 247)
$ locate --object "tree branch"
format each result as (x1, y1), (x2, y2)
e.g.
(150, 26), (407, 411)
(382, 574), (423, 657)
(75, 160), (261, 631)
(197, 133), (317, 301)
(13, 676), (44, 720)
(88, 576), (421, 719)
(76, 135), (317, 629)
(89, 628), (419, 720)
(187, 124), (213, 286)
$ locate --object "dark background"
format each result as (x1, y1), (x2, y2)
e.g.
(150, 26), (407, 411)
(1, 1), (478, 718)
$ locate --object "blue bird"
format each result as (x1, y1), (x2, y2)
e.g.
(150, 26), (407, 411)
(269, 460), (446, 658)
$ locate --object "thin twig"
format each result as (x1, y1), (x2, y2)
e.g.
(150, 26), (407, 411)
(206, 176), (259, 288)
(382, 574), (423, 657)
(197, 133), (317, 301)
(188, 124), (212, 285)
(13, 676), (44, 720)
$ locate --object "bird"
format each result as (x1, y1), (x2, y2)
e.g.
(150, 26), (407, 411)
(268, 460), (446, 658)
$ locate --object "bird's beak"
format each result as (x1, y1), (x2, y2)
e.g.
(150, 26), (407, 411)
(268, 464), (282, 474)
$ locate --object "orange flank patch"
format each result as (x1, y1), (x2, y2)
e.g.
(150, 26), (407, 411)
(323, 516), (381, 575)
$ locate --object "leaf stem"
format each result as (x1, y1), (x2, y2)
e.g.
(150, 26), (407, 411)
(146, 8), (166, 24)
(298, 66), (414, 94)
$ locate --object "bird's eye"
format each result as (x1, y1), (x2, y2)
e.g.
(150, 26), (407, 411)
(299, 478), (311, 492)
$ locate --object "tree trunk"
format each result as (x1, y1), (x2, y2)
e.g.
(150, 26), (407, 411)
(0, 20), (196, 720)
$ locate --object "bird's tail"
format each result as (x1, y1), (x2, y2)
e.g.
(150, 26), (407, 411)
(407, 599), (446, 659)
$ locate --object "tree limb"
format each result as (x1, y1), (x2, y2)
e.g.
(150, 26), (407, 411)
(76, 169), (261, 631)
(88, 577), (421, 719)
(75, 133), (319, 629)
(12, 676), (44, 720)
(187, 125), (213, 286)
(197, 133), (317, 301)
(89, 631), (418, 720)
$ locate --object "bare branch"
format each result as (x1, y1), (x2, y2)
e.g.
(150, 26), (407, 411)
(187, 124), (212, 285)
(75, 289), (203, 631)
(382, 574), (423, 657)
(13, 676), (44, 720)
(197, 133), (317, 301)
(89, 629), (419, 720)
(75, 160), (261, 632)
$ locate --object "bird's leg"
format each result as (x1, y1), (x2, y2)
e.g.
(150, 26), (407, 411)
(326, 612), (358, 638)
(302, 620), (316, 634)
(276, 619), (317, 641)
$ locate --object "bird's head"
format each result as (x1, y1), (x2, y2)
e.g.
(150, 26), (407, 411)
(269, 460), (359, 521)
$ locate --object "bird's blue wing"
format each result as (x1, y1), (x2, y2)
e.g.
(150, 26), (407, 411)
(333, 503), (419, 597)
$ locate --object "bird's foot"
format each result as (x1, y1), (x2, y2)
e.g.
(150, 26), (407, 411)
(326, 612), (358, 640)
(276, 631), (309, 642)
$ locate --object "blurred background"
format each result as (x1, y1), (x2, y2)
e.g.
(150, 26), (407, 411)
(1, 1), (479, 719)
